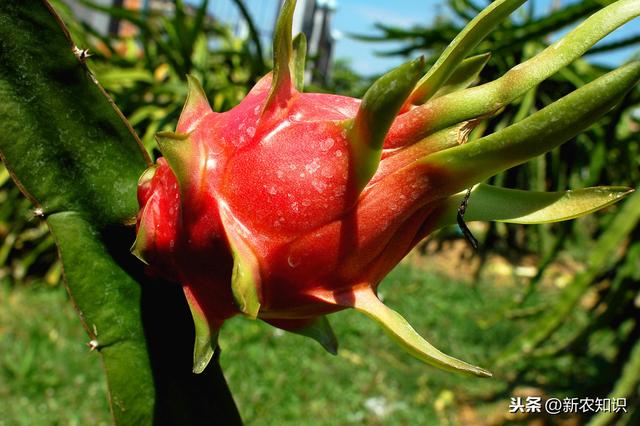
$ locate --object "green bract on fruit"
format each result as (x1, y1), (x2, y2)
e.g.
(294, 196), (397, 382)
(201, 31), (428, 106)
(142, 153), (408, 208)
(132, 0), (640, 376)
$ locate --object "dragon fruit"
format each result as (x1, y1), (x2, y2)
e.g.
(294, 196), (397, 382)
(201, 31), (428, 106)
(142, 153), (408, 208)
(132, 0), (640, 376)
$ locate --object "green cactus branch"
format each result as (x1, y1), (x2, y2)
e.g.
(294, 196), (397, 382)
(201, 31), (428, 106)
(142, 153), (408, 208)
(0, 1), (241, 424)
(0, 1), (149, 225)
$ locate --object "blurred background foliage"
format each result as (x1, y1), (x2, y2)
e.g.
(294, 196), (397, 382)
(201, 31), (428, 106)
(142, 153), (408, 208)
(1, 0), (639, 424)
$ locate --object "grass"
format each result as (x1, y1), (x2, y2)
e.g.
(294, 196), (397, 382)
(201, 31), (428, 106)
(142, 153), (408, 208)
(0, 261), (528, 425)
(0, 278), (110, 426)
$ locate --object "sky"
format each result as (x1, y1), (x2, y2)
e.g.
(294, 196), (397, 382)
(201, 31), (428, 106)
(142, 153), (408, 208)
(332, 0), (438, 75)
(330, 0), (640, 76)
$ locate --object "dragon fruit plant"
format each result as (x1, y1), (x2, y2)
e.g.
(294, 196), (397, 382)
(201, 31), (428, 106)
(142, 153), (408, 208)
(0, 0), (639, 422)
(131, 0), (640, 377)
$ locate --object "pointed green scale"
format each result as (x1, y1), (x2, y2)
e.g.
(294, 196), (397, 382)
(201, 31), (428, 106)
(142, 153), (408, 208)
(219, 205), (261, 319)
(292, 32), (307, 91)
(230, 245), (261, 319)
(138, 164), (158, 187)
(177, 75), (213, 132)
(263, 0), (297, 113)
(184, 286), (219, 374)
(130, 166), (158, 264)
(346, 57), (425, 191)
(413, 0), (640, 138)
(423, 61), (640, 195)
(434, 184), (634, 229)
(352, 287), (491, 377)
(290, 316), (338, 355)
(408, 0), (526, 104)
(130, 201), (153, 265)
(432, 53), (491, 99)
(155, 131), (194, 189)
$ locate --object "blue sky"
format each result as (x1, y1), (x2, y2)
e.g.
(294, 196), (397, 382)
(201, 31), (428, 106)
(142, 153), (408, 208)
(332, 0), (437, 75)
(331, 0), (640, 76)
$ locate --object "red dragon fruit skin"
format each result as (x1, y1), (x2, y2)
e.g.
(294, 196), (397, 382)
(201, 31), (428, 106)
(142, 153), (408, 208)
(132, 0), (639, 376)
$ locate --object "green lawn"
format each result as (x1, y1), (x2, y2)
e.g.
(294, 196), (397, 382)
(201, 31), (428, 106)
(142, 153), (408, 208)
(0, 279), (111, 426)
(0, 261), (527, 425)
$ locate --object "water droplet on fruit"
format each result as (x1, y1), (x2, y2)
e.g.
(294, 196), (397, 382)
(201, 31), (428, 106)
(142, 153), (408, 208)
(312, 179), (327, 193)
(288, 112), (302, 122)
(287, 254), (300, 268)
(305, 158), (321, 174)
(320, 138), (335, 151)
(334, 185), (346, 197)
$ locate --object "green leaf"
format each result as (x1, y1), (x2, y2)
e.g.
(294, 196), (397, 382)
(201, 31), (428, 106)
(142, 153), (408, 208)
(409, 0), (526, 104)
(435, 184), (633, 227)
